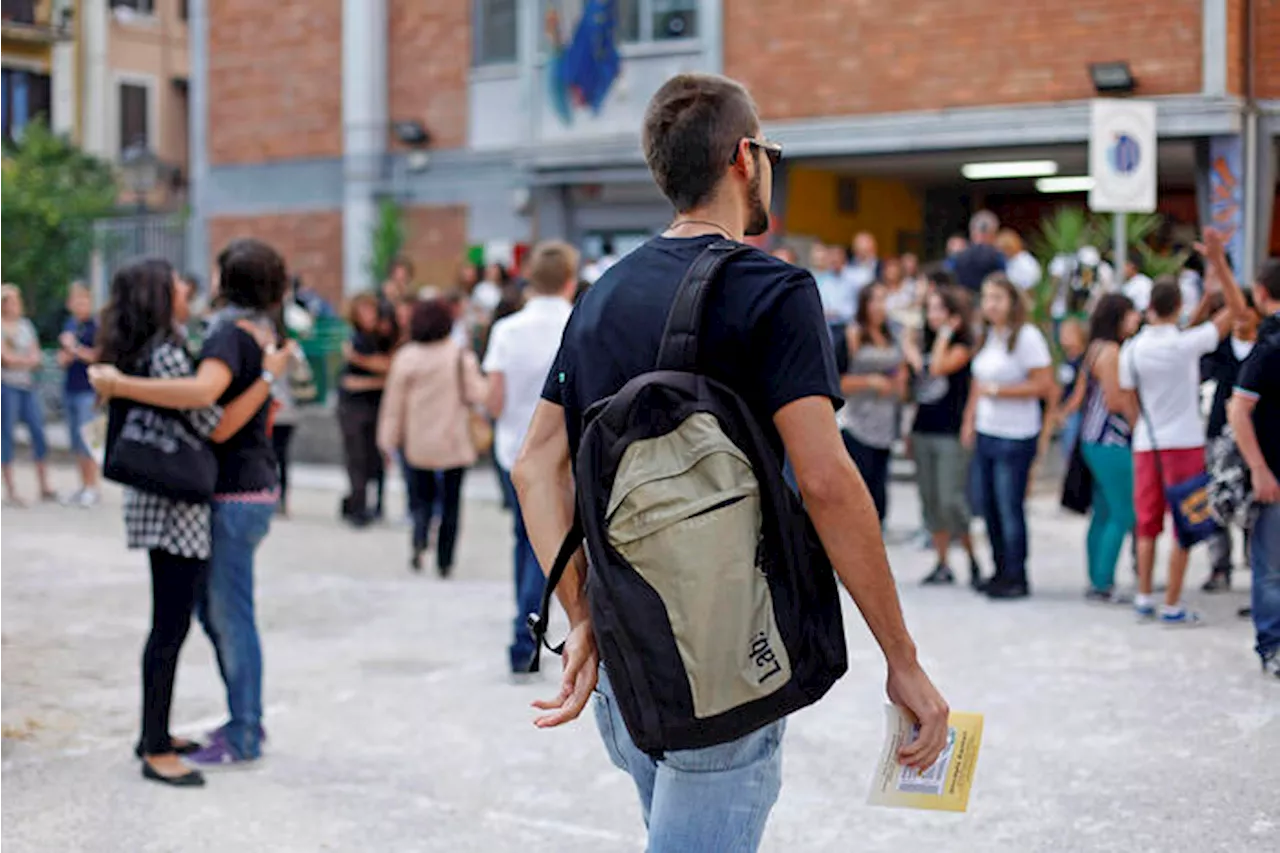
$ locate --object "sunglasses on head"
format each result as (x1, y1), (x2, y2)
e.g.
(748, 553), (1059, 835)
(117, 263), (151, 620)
(731, 137), (783, 168)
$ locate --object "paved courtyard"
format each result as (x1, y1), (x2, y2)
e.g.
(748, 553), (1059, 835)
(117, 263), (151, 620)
(2, 464), (1276, 853)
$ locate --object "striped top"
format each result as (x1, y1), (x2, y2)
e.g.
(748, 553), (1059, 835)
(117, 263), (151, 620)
(1080, 346), (1132, 448)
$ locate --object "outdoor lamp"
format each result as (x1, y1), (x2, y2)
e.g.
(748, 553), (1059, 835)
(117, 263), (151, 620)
(119, 143), (160, 209)
(1089, 61), (1136, 95)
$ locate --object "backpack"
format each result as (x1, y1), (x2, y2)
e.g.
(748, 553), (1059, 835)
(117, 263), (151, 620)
(528, 241), (848, 756)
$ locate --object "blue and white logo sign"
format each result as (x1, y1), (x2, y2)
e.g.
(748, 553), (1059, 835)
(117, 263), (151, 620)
(1089, 99), (1157, 213)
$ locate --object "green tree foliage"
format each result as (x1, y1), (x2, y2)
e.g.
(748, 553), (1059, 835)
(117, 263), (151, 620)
(2, 123), (118, 336)
(367, 196), (405, 289)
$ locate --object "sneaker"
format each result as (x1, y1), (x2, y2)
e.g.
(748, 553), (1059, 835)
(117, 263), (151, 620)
(1201, 571), (1231, 593)
(1084, 587), (1113, 603)
(1134, 595), (1156, 619)
(1262, 652), (1280, 680)
(1158, 606), (1203, 627)
(202, 724), (267, 749)
(58, 489), (84, 507)
(985, 580), (1029, 600)
(920, 564), (955, 586)
(75, 489), (99, 508)
(184, 731), (260, 770)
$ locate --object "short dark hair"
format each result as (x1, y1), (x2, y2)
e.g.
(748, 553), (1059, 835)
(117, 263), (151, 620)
(642, 73), (759, 211)
(216, 239), (287, 311)
(390, 256), (415, 277)
(1257, 258), (1280, 302)
(410, 298), (454, 344)
(1088, 293), (1136, 345)
(928, 268), (957, 290)
(1149, 277), (1182, 319)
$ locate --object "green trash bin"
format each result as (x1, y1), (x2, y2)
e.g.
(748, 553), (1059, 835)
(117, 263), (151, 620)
(298, 317), (350, 405)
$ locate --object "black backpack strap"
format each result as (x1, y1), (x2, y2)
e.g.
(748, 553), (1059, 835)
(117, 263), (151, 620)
(655, 240), (751, 371)
(524, 505), (584, 673)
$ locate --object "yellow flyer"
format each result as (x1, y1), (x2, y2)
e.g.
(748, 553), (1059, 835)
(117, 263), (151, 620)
(866, 705), (983, 813)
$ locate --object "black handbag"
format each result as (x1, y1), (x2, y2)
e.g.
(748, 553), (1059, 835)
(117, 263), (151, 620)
(1061, 438), (1094, 515)
(103, 398), (218, 504)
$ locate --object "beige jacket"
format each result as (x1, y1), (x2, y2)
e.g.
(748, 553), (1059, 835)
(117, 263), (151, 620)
(377, 339), (489, 470)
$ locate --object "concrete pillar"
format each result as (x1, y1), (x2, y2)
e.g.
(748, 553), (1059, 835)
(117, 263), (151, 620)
(50, 0), (76, 137)
(341, 0), (388, 295)
(186, 0), (209, 280)
(79, 0), (109, 157)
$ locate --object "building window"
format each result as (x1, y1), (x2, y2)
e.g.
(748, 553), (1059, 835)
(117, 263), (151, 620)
(110, 0), (155, 14)
(2, 68), (52, 143)
(541, 0), (696, 49)
(2, 0), (38, 26)
(474, 0), (518, 65)
(119, 82), (149, 150)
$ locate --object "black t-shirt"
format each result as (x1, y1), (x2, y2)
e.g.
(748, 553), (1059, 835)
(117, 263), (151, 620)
(542, 235), (842, 461)
(1234, 314), (1280, 478)
(1201, 337), (1247, 440)
(949, 244), (1006, 291)
(911, 330), (973, 436)
(200, 323), (277, 494)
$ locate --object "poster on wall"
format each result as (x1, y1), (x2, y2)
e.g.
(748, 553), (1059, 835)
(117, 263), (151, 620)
(1089, 99), (1157, 214)
(1208, 136), (1245, 274)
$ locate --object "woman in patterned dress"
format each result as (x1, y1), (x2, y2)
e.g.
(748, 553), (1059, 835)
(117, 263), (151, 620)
(94, 258), (288, 787)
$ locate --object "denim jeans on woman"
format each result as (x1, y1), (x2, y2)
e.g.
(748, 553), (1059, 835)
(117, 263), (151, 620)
(196, 499), (273, 759)
(972, 434), (1038, 588)
(593, 667), (783, 852)
(1, 383), (48, 464)
(1251, 502), (1280, 663)
(497, 467), (544, 672)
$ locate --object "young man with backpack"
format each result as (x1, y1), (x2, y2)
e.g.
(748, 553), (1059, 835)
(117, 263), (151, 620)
(512, 72), (949, 850)
(1227, 258), (1280, 679)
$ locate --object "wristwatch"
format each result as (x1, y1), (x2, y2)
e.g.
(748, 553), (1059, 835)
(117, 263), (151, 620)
(261, 369), (277, 385)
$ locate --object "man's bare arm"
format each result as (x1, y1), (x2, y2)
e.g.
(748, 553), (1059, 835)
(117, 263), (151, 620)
(775, 396), (949, 768)
(513, 400), (598, 727)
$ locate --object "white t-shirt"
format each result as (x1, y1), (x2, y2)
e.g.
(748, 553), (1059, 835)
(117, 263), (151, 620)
(971, 324), (1053, 440)
(481, 296), (574, 471)
(1005, 251), (1042, 290)
(1119, 322), (1220, 452)
(1123, 273), (1155, 312)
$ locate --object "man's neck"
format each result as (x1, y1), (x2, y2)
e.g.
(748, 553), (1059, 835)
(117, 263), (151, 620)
(666, 200), (744, 241)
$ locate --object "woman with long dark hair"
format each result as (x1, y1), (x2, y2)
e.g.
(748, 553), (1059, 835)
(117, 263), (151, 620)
(92, 239), (291, 768)
(962, 273), (1056, 599)
(1064, 293), (1141, 600)
(838, 283), (906, 521)
(92, 257), (286, 786)
(909, 286), (980, 586)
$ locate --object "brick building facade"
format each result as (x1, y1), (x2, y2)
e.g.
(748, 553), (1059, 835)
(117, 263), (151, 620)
(192, 0), (1280, 304)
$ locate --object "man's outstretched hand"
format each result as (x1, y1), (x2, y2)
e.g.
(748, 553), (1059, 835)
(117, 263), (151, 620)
(532, 619), (599, 728)
(886, 662), (951, 770)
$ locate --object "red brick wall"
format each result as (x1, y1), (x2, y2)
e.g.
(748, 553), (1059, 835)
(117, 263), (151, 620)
(1258, 0), (1280, 98)
(208, 0), (343, 165)
(208, 212), (345, 307)
(725, 0), (1203, 121)
(400, 205), (470, 289)
(388, 1), (469, 150)
(1227, 0), (1245, 95)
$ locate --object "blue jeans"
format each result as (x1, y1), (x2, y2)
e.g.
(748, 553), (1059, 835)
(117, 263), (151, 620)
(63, 389), (97, 457)
(1, 383), (48, 464)
(973, 434), (1038, 587)
(498, 467), (544, 672)
(196, 500), (273, 759)
(593, 667), (784, 852)
(1251, 502), (1280, 660)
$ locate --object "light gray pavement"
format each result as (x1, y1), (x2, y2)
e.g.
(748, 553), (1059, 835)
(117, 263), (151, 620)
(2, 463), (1277, 853)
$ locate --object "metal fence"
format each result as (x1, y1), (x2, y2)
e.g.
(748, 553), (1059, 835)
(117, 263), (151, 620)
(88, 214), (189, 306)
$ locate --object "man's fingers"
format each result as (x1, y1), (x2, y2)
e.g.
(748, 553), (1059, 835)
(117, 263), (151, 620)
(534, 680), (592, 728)
(899, 713), (948, 768)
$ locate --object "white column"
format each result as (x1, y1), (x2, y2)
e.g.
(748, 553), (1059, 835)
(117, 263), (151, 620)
(187, 0), (210, 278)
(341, 0), (388, 295)
(50, 0), (76, 137)
(1202, 0), (1227, 97)
(79, 0), (110, 157)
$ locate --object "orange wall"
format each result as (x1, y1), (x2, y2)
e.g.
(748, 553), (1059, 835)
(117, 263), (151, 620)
(784, 168), (923, 255)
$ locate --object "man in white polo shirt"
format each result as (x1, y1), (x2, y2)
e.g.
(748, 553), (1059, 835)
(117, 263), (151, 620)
(1119, 240), (1247, 626)
(484, 240), (578, 675)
